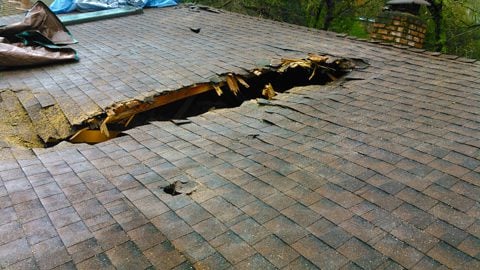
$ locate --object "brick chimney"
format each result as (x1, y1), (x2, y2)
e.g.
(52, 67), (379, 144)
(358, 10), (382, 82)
(370, 0), (430, 48)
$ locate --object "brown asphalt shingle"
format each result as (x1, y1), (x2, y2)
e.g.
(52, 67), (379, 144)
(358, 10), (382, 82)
(1, 5), (480, 270)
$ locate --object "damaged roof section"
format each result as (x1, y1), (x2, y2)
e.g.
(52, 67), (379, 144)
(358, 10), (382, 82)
(0, 4), (422, 129)
(0, 46), (357, 147)
(0, 3), (479, 270)
(0, 2), (357, 148)
(0, 4), (477, 148)
(0, 89), (72, 148)
(91, 54), (356, 142)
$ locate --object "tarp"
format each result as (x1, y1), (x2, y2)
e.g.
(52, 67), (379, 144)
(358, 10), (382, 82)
(50, 0), (177, 14)
(0, 1), (78, 69)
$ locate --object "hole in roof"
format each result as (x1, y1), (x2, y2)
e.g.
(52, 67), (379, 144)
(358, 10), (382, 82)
(115, 62), (346, 127)
(0, 54), (363, 148)
(163, 180), (199, 196)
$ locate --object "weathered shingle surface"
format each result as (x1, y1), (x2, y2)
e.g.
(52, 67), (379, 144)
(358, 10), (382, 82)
(4, 6), (474, 125)
(1, 6), (480, 270)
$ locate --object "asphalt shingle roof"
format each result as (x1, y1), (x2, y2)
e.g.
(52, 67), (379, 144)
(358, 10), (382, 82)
(0, 5), (479, 270)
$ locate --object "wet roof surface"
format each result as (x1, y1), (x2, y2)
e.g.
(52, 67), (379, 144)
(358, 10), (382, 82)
(3, 5), (472, 125)
(1, 6), (480, 270)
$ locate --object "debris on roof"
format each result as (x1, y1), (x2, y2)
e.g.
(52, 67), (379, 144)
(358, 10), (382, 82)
(78, 54), (355, 144)
(0, 2), (78, 69)
(0, 47), (355, 147)
(0, 4), (479, 270)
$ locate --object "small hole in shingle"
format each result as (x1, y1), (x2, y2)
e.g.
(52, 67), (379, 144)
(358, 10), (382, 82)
(163, 183), (181, 196)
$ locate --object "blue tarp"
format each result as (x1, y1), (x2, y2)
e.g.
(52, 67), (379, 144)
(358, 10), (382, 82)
(50, 0), (177, 14)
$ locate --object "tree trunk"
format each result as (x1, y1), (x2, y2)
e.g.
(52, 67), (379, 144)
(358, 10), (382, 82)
(313, 0), (325, 28)
(323, 0), (335, 30)
(427, 0), (444, 51)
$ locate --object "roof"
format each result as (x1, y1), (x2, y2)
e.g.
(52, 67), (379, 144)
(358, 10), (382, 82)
(2, 5), (472, 126)
(1, 5), (480, 270)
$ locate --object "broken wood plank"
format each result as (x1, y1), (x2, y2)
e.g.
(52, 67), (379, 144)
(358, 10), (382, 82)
(100, 82), (224, 135)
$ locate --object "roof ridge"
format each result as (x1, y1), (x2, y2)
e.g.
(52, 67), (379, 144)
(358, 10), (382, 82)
(335, 33), (478, 64)
(197, 5), (478, 65)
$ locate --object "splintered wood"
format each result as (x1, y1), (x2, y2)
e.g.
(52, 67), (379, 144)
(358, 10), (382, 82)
(262, 83), (276, 100)
(99, 83), (224, 137)
(278, 53), (338, 80)
(73, 53), (355, 141)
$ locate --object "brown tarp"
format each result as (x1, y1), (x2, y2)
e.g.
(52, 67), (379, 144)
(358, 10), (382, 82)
(0, 1), (78, 69)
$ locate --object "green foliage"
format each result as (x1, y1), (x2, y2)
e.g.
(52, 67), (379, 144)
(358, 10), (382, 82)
(349, 21), (370, 39)
(443, 0), (480, 59)
(420, 0), (480, 58)
(192, 0), (480, 59)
